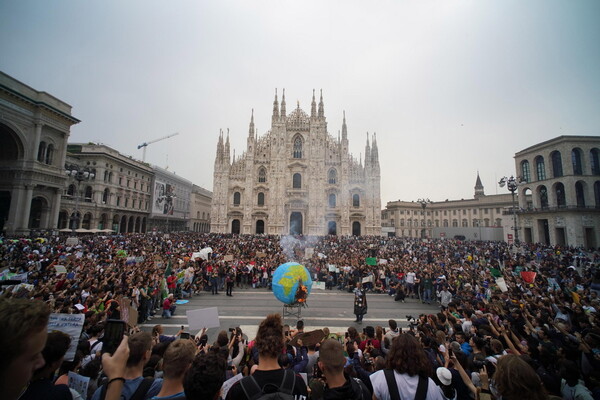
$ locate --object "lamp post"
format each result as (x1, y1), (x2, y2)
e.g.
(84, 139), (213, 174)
(498, 176), (522, 244)
(417, 198), (432, 239)
(65, 164), (95, 233)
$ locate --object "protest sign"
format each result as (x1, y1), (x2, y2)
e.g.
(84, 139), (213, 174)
(68, 372), (90, 398)
(312, 281), (325, 290)
(224, 254), (234, 261)
(191, 252), (201, 260)
(47, 313), (85, 361)
(256, 252), (267, 258)
(305, 247), (314, 258)
(366, 257), (377, 266)
(199, 247), (213, 260)
(328, 264), (337, 272)
(495, 277), (508, 292)
(187, 307), (220, 331)
(221, 373), (243, 400)
(362, 275), (374, 283)
(55, 265), (67, 274)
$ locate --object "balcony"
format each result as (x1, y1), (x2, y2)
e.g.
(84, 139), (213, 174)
(514, 205), (600, 214)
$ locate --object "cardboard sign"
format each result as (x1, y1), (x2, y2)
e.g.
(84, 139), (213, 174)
(312, 281), (325, 290)
(47, 313), (85, 361)
(256, 252), (267, 258)
(224, 254), (234, 261)
(305, 248), (314, 258)
(362, 275), (374, 283)
(187, 307), (220, 331)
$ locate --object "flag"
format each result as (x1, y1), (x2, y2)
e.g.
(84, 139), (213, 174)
(520, 271), (536, 284)
(116, 250), (127, 258)
(366, 257), (377, 266)
(164, 259), (172, 278)
(489, 267), (502, 278)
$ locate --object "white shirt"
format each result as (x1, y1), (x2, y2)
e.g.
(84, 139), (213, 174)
(370, 370), (447, 400)
(406, 272), (416, 284)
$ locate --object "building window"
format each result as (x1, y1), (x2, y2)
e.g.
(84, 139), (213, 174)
(575, 181), (586, 207)
(117, 197), (121, 206)
(258, 167), (267, 183)
(103, 189), (109, 204)
(555, 182), (566, 207)
(292, 173), (302, 189)
(67, 184), (76, 197)
(452, 219), (458, 227)
(443, 220), (449, 227)
(462, 219), (468, 227)
(572, 148), (583, 175)
(84, 186), (93, 202)
(352, 194), (360, 207)
(45, 144), (54, 165)
(37, 141), (46, 162)
(591, 149), (600, 175)
(539, 186), (548, 209)
(535, 156), (546, 180)
(521, 160), (531, 182)
(328, 193), (336, 207)
(257, 192), (265, 206)
(293, 136), (303, 158)
(328, 169), (337, 184)
(233, 191), (241, 206)
(551, 151), (563, 178)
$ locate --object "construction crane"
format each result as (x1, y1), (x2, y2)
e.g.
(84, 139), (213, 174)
(137, 132), (179, 162)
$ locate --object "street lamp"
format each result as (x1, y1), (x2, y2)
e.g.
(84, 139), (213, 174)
(417, 198), (432, 239)
(65, 164), (95, 233)
(498, 176), (523, 244)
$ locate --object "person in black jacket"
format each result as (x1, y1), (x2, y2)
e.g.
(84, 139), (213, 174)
(318, 339), (371, 400)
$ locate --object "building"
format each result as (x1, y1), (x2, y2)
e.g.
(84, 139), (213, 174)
(515, 135), (600, 248)
(0, 71), (79, 235)
(211, 90), (382, 235)
(190, 184), (212, 233)
(384, 173), (516, 241)
(60, 143), (153, 233)
(148, 166), (193, 232)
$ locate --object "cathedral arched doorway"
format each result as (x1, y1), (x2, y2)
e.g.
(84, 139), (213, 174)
(290, 212), (303, 235)
(327, 221), (337, 235)
(256, 220), (264, 234)
(231, 219), (241, 234)
(352, 221), (361, 236)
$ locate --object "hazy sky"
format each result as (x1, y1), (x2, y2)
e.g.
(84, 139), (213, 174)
(2, 1), (599, 205)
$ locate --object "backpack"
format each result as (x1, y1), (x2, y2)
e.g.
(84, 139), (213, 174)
(383, 369), (428, 400)
(99, 377), (155, 400)
(239, 369), (296, 400)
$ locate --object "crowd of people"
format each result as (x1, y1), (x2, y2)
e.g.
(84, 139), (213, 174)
(1, 232), (600, 399)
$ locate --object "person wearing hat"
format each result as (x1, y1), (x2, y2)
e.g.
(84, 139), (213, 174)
(317, 339), (371, 400)
(436, 367), (456, 400)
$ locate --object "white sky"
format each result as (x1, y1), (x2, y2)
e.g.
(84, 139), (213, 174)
(1, 0), (599, 205)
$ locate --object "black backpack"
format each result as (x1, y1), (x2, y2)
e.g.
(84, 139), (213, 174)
(383, 369), (428, 400)
(239, 369), (296, 400)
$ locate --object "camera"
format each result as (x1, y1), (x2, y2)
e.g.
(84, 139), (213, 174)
(406, 315), (418, 329)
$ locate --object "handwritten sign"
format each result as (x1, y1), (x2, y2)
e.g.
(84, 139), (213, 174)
(55, 265), (67, 274)
(47, 313), (85, 361)
(224, 254), (234, 261)
(187, 307), (220, 331)
(312, 282), (325, 290)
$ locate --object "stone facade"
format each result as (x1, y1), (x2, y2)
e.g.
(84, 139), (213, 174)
(211, 90), (381, 236)
(515, 135), (600, 248)
(190, 184), (212, 232)
(384, 173), (516, 241)
(60, 143), (153, 233)
(0, 71), (79, 235)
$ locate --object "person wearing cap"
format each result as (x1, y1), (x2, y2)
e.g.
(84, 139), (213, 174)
(317, 339), (371, 400)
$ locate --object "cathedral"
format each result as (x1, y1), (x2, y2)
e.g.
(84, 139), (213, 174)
(211, 90), (382, 236)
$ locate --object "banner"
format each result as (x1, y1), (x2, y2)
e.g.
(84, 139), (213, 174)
(312, 282), (325, 290)
(366, 257), (377, 266)
(47, 313), (85, 361)
(362, 275), (373, 283)
(153, 181), (175, 215)
(489, 267), (502, 278)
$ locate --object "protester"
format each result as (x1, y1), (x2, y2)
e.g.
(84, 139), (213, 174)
(151, 339), (196, 399)
(354, 282), (367, 323)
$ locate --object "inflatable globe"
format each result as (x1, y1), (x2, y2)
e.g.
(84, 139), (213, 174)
(272, 262), (313, 305)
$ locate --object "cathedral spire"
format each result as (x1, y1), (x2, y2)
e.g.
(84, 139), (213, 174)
(225, 128), (231, 164)
(365, 132), (371, 169)
(342, 110), (347, 140)
(248, 109), (255, 137)
(215, 129), (224, 165)
(318, 89), (324, 118)
(280, 89), (286, 118)
(371, 132), (379, 165)
(311, 89), (317, 118)
(474, 171), (485, 198)
(272, 88), (279, 121)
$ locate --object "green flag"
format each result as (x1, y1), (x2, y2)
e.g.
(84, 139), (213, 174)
(164, 259), (172, 278)
(366, 257), (377, 266)
(116, 249), (127, 258)
(489, 267), (502, 278)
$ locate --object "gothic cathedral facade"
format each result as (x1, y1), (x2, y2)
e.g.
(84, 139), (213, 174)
(211, 90), (382, 236)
